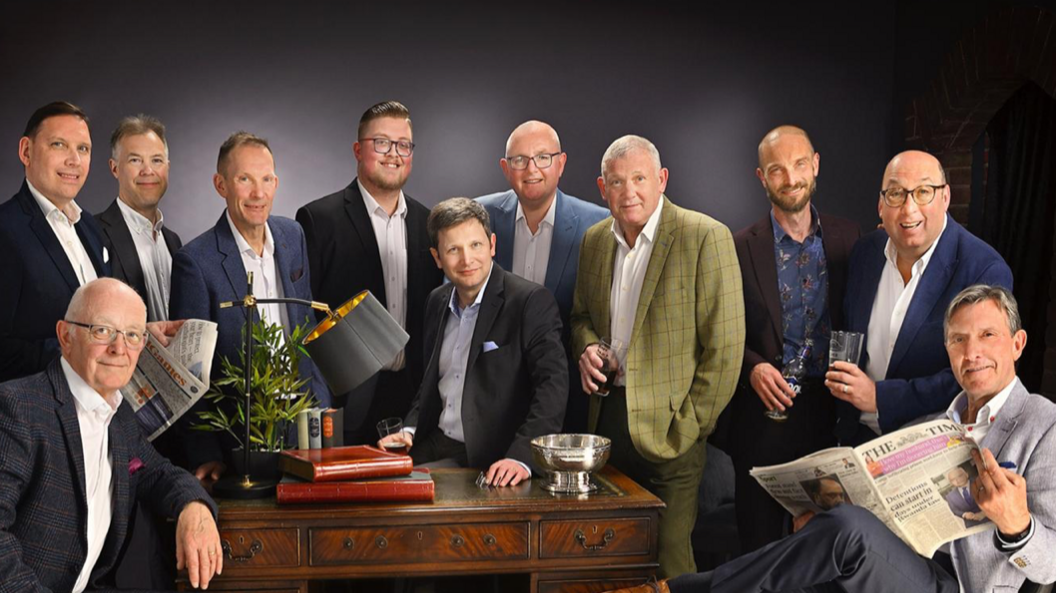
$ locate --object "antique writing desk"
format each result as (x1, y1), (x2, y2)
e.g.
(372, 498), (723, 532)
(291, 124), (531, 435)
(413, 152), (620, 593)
(187, 466), (662, 593)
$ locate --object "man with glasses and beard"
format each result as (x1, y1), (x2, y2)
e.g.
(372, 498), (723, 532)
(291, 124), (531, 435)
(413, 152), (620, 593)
(722, 126), (860, 552)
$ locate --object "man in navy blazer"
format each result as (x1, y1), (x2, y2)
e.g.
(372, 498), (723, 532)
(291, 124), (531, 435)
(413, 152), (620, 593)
(476, 120), (608, 432)
(170, 132), (331, 483)
(0, 101), (110, 383)
(0, 278), (221, 593)
(825, 150), (1012, 445)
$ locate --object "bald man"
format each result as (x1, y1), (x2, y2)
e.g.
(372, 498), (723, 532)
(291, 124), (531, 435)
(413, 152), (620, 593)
(825, 150), (1012, 445)
(725, 125), (860, 551)
(476, 120), (608, 432)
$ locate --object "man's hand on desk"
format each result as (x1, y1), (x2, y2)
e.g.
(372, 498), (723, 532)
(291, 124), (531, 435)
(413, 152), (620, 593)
(176, 500), (222, 589)
(378, 431), (414, 452)
(485, 458), (530, 487)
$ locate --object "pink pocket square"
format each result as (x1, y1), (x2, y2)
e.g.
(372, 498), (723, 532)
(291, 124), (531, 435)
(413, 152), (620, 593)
(129, 457), (145, 475)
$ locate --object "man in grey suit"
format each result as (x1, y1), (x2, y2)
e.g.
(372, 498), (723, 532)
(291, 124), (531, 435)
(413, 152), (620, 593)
(615, 284), (1056, 593)
(476, 120), (608, 432)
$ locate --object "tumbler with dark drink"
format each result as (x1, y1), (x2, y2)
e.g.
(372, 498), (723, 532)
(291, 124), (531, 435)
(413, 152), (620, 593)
(593, 337), (624, 397)
(382, 442), (409, 455)
(376, 417), (409, 454)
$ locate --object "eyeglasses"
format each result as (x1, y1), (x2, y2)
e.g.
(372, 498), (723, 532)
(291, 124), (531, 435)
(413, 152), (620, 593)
(361, 137), (415, 157)
(505, 152), (561, 171)
(65, 320), (146, 350)
(880, 184), (946, 208)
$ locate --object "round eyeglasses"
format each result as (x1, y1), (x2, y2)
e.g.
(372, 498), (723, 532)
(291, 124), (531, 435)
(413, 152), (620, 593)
(880, 184), (945, 208)
(65, 320), (146, 350)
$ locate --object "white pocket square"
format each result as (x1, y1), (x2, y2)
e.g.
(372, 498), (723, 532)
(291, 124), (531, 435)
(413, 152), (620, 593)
(103, 246), (109, 263)
(482, 341), (499, 353)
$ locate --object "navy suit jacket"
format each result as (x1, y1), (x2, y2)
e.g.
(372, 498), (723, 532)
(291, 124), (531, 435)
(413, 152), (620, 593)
(0, 359), (214, 593)
(97, 199), (182, 321)
(0, 181), (109, 383)
(405, 265), (568, 470)
(169, 213), (331, 468)
(836, 216), (1012, 443)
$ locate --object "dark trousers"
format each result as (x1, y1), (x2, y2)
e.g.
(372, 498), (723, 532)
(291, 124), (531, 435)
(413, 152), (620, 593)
(597, 388), (706, 579)
(669, 505), (958, 593)
(729, 378), (837, 553)
(344, 369), (416, 446)
(410, 429), (469, 468)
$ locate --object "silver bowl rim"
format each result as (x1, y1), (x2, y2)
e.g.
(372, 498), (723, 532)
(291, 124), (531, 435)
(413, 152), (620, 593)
(530, 433), (612, 451)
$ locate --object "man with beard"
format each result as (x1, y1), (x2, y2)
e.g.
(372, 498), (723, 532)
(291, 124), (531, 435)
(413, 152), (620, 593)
(725, 126), (859, 552)
(297, 101), (443, 445)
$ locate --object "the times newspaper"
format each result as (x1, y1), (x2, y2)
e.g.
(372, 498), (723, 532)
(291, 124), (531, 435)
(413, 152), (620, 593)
(119, 319), (218, 441)
(751, 419), (995, 557)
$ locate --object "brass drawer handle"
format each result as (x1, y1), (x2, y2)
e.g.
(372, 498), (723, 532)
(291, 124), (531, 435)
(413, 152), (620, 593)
(574, 528), (615, 551)
(483, 534), (497, 546)
(221, 538), (263, 563)
(451, 534), (465, 548)
(375, 535), (389, 549)
(343, 537), (355, 550)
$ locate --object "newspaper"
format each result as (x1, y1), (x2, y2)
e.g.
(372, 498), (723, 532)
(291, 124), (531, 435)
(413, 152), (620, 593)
(119, 320), (218, 441)
(751, 419), (995, 557)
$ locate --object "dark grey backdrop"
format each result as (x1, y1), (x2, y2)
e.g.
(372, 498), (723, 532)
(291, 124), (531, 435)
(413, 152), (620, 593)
(0, 1), (1031, 242)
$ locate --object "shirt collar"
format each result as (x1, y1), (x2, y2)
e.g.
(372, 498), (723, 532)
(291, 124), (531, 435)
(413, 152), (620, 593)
(226, 210), (274, 259)
(358, 178), (407, 219)
(116, 197), (164, 235)
(770, 204), (823, 243)
(27, 178), (82, 224)
(515, 195), (557, 232)
(884, 214), (948, 274)
(448, 263), (494, 318)
(611, 196), (664, 250)
(945, 376), (1019, 427)
(60, 357), (121, 416)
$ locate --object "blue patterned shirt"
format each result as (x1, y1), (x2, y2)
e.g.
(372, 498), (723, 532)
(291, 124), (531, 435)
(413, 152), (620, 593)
(771, 206), (830, 377)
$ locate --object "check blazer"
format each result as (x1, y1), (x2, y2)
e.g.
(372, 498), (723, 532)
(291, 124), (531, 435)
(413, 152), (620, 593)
(571, 197), (745, 462)
(0, 359), (214, 593)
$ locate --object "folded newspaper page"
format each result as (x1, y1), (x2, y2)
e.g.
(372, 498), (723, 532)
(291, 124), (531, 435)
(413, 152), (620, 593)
(750, 419), (996, 557)
(120, 320), (218, 441)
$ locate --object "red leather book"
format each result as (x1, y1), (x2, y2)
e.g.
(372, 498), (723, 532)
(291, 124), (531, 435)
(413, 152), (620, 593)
(279, 445), (413, 482)
(276, 471), (434, 504)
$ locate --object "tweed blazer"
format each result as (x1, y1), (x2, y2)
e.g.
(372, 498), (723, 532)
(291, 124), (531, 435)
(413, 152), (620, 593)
(571, 197), (745, 462)
(0, 359), (214, 593)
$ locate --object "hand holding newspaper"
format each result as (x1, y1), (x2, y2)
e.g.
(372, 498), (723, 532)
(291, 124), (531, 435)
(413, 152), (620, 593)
(119, 319), (219, 441)
(751, 419), (996, 557)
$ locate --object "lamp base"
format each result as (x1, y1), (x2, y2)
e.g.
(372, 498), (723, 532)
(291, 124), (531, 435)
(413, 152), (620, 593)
(212, 474), (278, 499)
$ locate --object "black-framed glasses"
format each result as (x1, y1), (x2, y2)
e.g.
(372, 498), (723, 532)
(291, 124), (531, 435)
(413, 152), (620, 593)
(505, 152), (561, 171)
(64, 320), (146, 350)
(361, 137), (415, 157)
(880, 184), (946, 208)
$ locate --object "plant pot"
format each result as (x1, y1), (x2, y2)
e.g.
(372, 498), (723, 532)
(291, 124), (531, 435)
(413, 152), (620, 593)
(229, 449), (283, 482)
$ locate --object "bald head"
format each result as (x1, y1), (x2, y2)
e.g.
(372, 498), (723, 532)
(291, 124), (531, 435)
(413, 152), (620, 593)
(882, 150), (946, 186)
(505, 120), (561, 156)
(756, 125), (819, 214)
(500, 120), (567, 209)
(758, 125), (814, 169)
(66, 278), (146, 327)
(878, 150), (951, 264)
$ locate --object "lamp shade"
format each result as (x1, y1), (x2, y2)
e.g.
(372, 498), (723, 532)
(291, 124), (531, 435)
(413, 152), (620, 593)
(302, 291), (409, 395)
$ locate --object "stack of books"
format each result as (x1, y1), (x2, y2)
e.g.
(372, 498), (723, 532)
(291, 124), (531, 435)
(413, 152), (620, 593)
(276, 445), (434, 504)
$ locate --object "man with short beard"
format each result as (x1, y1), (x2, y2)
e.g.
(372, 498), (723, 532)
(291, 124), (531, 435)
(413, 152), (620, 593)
(724, 125), (860, 552)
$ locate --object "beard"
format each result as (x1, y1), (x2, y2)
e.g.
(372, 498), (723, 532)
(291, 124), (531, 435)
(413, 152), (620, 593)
(767, 177), (817, 214)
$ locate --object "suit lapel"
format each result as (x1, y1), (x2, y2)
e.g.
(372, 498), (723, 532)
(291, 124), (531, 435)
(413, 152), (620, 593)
(343, 181), (387, 303)
(101, 415), (130, 571)
(20, 187), (82, 292)
(544, 190), (576, 296)
(405, 197), (428, 300)
(49, 362), (89, 522)
(629, 198), (675, 348)
(981, 381), (1026, 461)
(101, 201), (146, 294)
(215, 212), (250, 302)
(467, 266), (505, 373)
(271, 221), (299, 330)
(76, 218), (107, 278)
(747, 219), (783, 348)
(493, 193), (517, 271)
(163, 226), (182, 256)
(852, 238), (887, 334)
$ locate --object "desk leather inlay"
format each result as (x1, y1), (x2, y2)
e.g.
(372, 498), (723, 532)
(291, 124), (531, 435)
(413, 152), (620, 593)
(310, 522), (529, 565)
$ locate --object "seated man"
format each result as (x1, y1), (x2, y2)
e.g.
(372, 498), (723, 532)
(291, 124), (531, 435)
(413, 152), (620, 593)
(379, 198), (567, 487)
(0, 278), (221, 592)
(615, 285), (1056, 593)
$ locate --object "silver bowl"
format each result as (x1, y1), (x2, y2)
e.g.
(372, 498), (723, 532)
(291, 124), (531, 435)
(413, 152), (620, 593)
(531, 433), (611, 493)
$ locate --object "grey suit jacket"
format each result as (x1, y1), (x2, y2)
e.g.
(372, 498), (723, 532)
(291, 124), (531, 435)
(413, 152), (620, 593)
(951, 380), (1056, 591)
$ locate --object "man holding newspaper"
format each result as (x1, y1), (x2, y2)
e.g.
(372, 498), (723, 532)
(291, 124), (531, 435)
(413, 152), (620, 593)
(614, 285), (1056, 593)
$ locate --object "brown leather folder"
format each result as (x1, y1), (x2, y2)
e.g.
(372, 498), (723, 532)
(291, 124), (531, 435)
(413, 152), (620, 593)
(280, 445), (413, 482)
(276, 471), (435, 504)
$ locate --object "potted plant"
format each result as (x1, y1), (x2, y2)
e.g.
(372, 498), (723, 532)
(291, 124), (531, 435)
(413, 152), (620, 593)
(194, 318), (318, 479)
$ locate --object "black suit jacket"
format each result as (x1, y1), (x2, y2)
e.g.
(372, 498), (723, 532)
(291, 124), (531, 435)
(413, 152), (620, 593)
(0, 359), (215, 593)
(405, 265), (568, 470)
(0, 181), (109, 383)
(97, 199), (182, 321)
(296, 180), (443, 393)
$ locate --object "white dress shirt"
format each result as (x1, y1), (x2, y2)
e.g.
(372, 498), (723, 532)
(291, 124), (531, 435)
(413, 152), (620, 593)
(116, 199), (172, 322)
(27, 179), (98, 286)
(436, 267), (492, 443)
(862, 217), (948, 434)
(60, 358), (118, 593)
(226, 213), (287, 342)
(945, 376), (1018, 443)
(359, 180), (408, 371)
(511, 197), (556, 286)
(608, 199), (664, 386)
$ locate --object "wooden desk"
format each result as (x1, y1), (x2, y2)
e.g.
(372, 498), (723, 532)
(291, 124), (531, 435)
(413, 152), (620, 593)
(190, 466), (662, 593)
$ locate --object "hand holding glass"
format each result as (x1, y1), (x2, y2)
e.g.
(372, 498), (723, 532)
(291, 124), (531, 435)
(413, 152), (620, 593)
(593, 337), (624, 397)
(829, 331), (865, 367)
(377, 417), (408, 454)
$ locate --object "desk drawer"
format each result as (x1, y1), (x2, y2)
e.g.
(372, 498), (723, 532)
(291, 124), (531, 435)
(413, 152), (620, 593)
(220, 528), (301, 567)
(539, 518), (651, 558)
(310, 522), (529, 566)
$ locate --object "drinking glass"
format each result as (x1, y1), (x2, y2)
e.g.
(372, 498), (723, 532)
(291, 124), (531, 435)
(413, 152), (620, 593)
(593, 337), (624, 397)
(829, 331), (865, 366)
(377, 417), (408, 454)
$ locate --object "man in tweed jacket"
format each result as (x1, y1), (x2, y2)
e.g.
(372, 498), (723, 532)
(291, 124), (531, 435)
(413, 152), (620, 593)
(0, 278), (221, 592)
(571, 135), (745, 578)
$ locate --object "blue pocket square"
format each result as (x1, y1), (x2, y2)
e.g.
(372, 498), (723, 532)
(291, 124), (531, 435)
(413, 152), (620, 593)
(483, 341), (499, 353)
